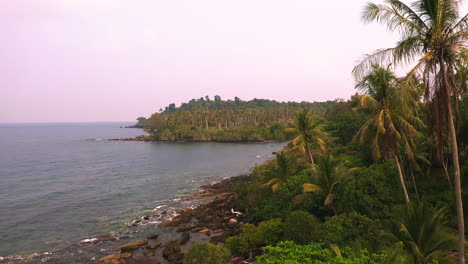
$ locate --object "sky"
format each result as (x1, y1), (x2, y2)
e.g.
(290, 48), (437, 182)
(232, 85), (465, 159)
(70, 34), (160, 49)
(1, 1), (466, 123)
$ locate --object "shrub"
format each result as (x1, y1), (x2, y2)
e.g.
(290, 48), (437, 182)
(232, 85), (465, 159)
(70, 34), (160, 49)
(335, 162), (403, 218)
(283, 211), (320, 244)
(254, 241), (409, 264)
(318, 212), (379, 250)
(225, 218), (283, 255)
(184, 242), (231, 264)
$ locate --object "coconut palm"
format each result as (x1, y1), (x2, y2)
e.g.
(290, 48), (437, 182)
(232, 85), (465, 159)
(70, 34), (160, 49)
(353, 1), (467, 260)
(261, 152), (294, 192)
(382, 202), (458, 264)
(292, 154), (355, 214)
(290, 111), (327, 169)
(354, 65), (422, 204)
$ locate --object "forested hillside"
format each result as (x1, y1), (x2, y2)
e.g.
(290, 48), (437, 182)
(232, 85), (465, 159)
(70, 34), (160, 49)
(134, 96), (357, 142)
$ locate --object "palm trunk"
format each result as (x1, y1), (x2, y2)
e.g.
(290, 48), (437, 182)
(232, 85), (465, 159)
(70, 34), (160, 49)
(447, 93), (465, 264)
(441, 61), (464, 264)
(409, 167), (420, 202)
(305, 141), (315, 169)
(394, 155), (410, 204)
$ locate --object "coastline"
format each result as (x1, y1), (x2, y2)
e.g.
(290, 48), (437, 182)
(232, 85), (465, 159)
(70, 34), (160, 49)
(1, 175), (252, 264)
(109, 135), (284, 144)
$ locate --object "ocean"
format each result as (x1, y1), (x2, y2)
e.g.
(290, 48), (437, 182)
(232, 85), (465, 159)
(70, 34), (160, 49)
(0, 122), (284, 257)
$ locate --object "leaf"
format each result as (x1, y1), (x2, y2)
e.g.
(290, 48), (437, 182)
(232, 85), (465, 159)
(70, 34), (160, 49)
(303, 183), (321, 193)
(324, 193), (335, 206)
(291, 193), (312, 206)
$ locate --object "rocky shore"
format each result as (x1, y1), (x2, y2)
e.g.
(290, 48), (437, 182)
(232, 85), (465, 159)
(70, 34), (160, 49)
(96, 176), (250, 264)
(1, 176), (251, 264)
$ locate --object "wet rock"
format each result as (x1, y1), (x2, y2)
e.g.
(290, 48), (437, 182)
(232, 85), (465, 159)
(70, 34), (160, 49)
(176, 225), (196, 232)
(142, 215), (150, 220)
(146, 243), (161, 250)
(99, 252), (132, 262)
(121, 258), (161, 264)
(146, 233), (159, 240)
(210, 232), (231, 244)
(180, 232), (190, 245)
(162, 240), (181, 259)
(118, 239), (148, 252)
(167, 252), (184, 262)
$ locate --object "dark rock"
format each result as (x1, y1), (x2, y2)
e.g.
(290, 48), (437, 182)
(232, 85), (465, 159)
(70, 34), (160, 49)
(118, 239), (148, 252)
(167, 252), (184, 262)
(146, 243), (161, 250)
(210, 232), (231, 244)
(176, 225), (196, 232)
(162, 240), (181, 259)
(147, 233), (159, 240)
(180, 232), (190, 245)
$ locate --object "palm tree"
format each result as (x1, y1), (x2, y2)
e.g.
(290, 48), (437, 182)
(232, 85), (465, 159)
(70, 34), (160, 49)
(353, 1), (467, 260)
(290, 111), (327, 169)
(382, 202), (458, 264)
(292, 154), (355, 214)
(354, 65), (422, 204)
(261, 152), (294, 191)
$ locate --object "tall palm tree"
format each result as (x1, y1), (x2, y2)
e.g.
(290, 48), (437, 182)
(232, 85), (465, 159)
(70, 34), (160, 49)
(290, 111), (327, 169)
(353, 1), (467, 261)
(382, 202), (458, 264)
(354, 65), (422, 204)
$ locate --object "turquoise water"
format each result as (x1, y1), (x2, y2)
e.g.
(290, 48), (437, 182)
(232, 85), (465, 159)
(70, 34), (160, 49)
(0, 123), (283, 256)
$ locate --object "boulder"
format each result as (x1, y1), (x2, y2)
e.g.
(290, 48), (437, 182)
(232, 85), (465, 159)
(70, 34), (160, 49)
(118, 239), (148, 252)
(146, 243), (161, 250)
(146, 233), (159, 240)
(167, 252), (184, 262)
(99, 252), (132, 262)
(180, 232), (190, 245)
(162, 240), (181, 259)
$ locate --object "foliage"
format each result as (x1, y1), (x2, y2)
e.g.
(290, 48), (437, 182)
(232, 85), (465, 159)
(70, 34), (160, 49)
(318, 212), (380, 250)
(283, 211), (320, 245)
(184, 242), (231, 264)
(335, 162), (403, 218)
(225, 218), (283, 255)
(381, 201), (458, 264)
(326, 112), (368, 145)
(293, 154), (355, 213)
(254, 241), (411, 264)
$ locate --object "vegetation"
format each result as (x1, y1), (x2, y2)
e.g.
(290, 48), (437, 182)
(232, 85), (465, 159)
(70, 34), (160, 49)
(184, 242), (231, 264)
(135, 0), (466, 263)
(134, 97), (335, 142)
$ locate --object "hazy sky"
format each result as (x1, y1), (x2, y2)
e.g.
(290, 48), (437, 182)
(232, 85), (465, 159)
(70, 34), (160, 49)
(1, 1), (466, 123)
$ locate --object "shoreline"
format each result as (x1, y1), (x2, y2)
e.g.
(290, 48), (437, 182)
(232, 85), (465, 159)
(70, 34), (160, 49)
(108, 135), (284, 144)
(1, 175), (252, 264)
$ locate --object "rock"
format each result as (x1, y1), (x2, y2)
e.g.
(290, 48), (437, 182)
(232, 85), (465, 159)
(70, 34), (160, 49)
(228, 218), (238, 227)
(147, 233), (159, 240)
(210, 233), (231, 244)
(231, 257), (245, 264)
(95, 234), (116, 241)
(162, 240), (181, 259)
(142, 215), (150, 220)
(146, 243), (161, 250)
(121, 258), (161, 264)
(176, 225), (196, 232)
(118, 239), (148, 252)
(180, 232), (190, 245)
(167, 252), (184, 262)
(99, 252), (132, 262)
(144, 251), (156, 257)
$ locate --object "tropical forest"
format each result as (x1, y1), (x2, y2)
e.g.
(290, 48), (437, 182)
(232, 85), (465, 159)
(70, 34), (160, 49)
(133, 1), (468, 263)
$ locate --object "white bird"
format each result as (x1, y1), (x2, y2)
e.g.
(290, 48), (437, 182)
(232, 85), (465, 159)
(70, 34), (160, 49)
(231, 208), (242, 216)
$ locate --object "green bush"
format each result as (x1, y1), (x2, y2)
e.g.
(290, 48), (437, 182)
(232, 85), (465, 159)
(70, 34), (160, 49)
(335, 162), (403, 218)
(184, 242), (231, 264)
(283, 211), (320, 244)
(225, 218), (283, 255)
(254, 241), (410, 264)
(318, 212), (379, 249)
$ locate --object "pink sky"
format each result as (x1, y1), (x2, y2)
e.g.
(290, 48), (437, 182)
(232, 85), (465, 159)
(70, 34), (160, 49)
(2, 1), (466, 123)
